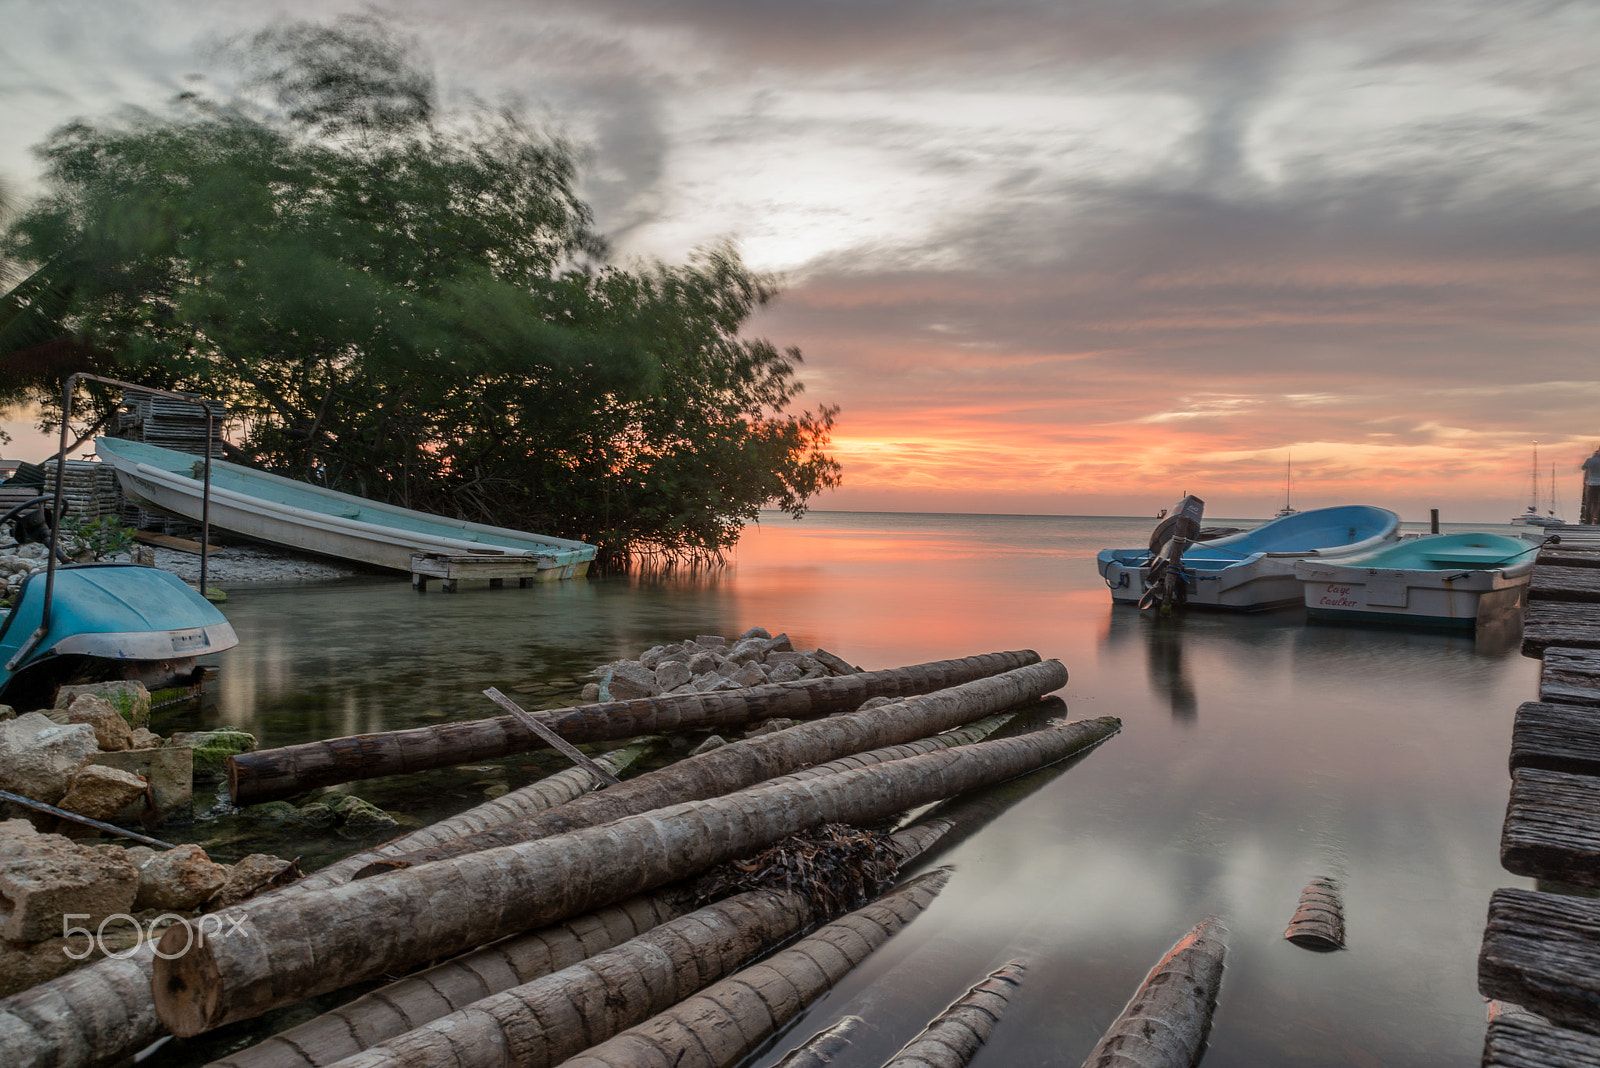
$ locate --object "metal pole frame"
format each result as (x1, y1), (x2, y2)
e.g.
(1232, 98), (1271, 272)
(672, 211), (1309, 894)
(5, 373), (219, 671)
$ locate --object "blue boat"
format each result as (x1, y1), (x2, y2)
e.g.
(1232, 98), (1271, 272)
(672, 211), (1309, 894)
(0, 563), (237, 704)
(1098, 505), (1401, 611)
(1293, 531), (1540, 629)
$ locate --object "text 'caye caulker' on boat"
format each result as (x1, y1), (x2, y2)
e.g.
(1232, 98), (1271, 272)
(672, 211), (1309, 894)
(96, 437), (597, 580)
(1097, 502), (1402, 612)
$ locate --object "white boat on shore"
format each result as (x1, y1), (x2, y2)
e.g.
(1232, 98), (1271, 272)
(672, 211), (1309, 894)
(1098, 505), (1401, 611)
(95, 437), (596, 579)
(1293, 531), (1540, 630)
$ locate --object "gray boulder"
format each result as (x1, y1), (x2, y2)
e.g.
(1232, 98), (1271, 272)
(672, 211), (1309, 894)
(735, 626), (772, 641)
(57, 765), (147, 822)
(654, 659), (693, 692)
(768, 660), (803, 684)
(133, 844), (228, 911)
(604, 660), (661, 701)
(694, 635), (727, 648)
(0, 713), (98, 803)
(730, 660), (768, 688)
(686, 650), (722, 676)
(0, 832), (137, 942)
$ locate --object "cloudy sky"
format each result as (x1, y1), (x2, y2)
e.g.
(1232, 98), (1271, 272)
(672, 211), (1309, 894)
(4, 0), (1598, 520)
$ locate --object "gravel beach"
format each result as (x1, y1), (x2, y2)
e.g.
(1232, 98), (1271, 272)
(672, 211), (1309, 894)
(148, 544), (365, 585)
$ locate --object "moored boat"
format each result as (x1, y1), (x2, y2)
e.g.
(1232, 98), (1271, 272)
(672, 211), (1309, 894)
(96, 437), (597, 579)
(1293, 531), (1539, 629)
(1098, 505), (1401, 611)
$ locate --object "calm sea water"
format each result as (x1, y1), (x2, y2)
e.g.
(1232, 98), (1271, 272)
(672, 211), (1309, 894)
(164, 511), (1538, 1067)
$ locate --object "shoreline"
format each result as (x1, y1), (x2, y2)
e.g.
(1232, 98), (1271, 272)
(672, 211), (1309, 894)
(146, 544), (366, 586)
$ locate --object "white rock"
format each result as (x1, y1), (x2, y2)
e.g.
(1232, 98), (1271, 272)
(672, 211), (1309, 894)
(0, 713), (98, 803)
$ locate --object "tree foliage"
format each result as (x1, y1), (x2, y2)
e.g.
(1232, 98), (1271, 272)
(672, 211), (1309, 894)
(0, 19), (840, 567)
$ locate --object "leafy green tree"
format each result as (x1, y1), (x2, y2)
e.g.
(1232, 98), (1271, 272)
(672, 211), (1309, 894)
(0, 19), (839, 567)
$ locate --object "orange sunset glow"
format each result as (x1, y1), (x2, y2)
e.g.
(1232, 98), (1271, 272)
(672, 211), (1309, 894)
(6, 2), (1599, 523)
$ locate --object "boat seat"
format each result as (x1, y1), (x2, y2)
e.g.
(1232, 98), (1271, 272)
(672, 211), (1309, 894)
(1421, 551), (1514, 566)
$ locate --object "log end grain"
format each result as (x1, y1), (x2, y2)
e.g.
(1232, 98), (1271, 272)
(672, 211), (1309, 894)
(152, 920), (226, 1037)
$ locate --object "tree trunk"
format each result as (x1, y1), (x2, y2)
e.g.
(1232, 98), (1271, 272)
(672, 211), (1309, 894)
(1079, 920), (1228, 1068)
(354, 662), (1064, 876)
(552, 872), (952, 1068)
(770, 1016), (864, 1068)
(228, 650), (1043, 804)
(881, 960), (1027, 1068)
(154, 717), (1120, 1035)
(285, 738), (661, 897)
(217, 810), (962, 1068)
(0, 742), (659, 1068)
(307, 873), (949, 1068)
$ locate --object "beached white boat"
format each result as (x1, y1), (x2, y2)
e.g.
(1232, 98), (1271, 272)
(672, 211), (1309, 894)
(1293, 531), (1539, 630)
(96, 437), (596, 579)
(1098, 505), (1401, 611)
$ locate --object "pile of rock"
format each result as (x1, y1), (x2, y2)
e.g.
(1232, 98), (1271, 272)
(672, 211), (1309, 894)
(584, 627), (861, 702)
(0, 681), (210, 826)
(0, 818), (294, 995)
(0, 545), (47, 602)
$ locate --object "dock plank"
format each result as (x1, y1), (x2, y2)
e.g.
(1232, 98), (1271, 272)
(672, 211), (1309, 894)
(1511, 702), (1600, 777)
(1501, 767), (1600, 888)
(1540, 549), (1600, 570)
(1530, 567), (1600, 603)
(1479, 887), (1600, 1036)
(1522, 601), (1600, 657)
(1485, 1012), (1600, 1067)
(1541, 650), (1600, 708)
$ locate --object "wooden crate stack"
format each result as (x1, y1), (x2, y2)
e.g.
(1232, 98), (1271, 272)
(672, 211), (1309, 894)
(107, 391), (226, 535)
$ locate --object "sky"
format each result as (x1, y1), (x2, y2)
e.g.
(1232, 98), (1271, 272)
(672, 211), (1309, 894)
(2, 0), (1598, 522)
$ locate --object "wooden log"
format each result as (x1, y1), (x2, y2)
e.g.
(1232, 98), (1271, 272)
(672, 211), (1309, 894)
(227, 650), (1045, 804)
(880, 960), (1027, 1068)
(304, 873), (949, 1068)
(552, 873), (951, 1068)
(210, 800), (968, 1068)
(1530, 566), (1600, 603)
(1283, 877), (1345, 951)
(0, 742), (658, 1068)
(1523, 602), (1600, 658)
(1540, 649), (1600, 708)
(1479, 887), (1600, 1036)
(153, 717), (1120, 1035)
(354, 663), (1064, 876)
(1510, 702), (1600, 778)
(1079, 919), (1228, 1068)
(770, 1016), (864, 1068)
(1484, 1011), (1600, 1067)
(1501, 767), (1600, 888)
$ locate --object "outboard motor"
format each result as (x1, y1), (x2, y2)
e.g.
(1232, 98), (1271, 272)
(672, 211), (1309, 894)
(1139, 495), (1205, 613)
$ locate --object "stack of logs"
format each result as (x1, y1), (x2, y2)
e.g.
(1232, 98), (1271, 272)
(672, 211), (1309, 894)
(1, 646), (1140, 1068)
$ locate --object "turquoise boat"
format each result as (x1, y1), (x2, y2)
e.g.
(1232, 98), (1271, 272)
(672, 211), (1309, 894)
(1098, 505), (1401, 610)
(0, 563), (236, 703)
(96, 437), (596, 579)
(1293, 532), (1539, 629)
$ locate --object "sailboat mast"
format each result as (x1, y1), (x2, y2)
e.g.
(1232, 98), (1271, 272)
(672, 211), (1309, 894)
(1284, 451), (1292, 511)
(1529, 441), (1540, 512)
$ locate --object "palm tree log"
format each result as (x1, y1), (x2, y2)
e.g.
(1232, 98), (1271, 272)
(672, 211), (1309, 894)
(548, 873), (953, 1068)
(154, 717), (1119, 1036)
(1079, 919), (1228, 1068)
(881, 959), (1028, 1068)
(227, 650), (1043, 804)
(354, 661), (1063, 876)
(0, 742), (657, 1068)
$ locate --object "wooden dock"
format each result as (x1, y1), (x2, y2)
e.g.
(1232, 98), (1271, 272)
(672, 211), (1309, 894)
(1480, 531), (1600, 1065)
(409, 551), (589, 592)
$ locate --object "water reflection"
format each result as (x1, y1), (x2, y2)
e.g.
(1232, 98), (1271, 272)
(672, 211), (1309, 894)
(150, 512), (1542, 1068)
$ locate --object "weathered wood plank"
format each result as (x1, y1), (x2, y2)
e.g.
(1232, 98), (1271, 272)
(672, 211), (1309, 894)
(1485, 1011), (1600, 1067)
(1523, 601), (1600, 658)
(1531, 566), (1600, 603)
(1501, 768), (1600, 888)
(1511, 702), (1600, 777)
(1480, 888), (1600, 1036)
(1541, 649), (1600, 708)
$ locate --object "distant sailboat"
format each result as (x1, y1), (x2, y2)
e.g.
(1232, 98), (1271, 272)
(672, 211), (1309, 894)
(1511, 441), (1565, 527)
(1274, 452), (1299, 519)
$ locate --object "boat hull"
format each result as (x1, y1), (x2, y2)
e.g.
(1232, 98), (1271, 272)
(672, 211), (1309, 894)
(97, 438), (596, 578)
(1097, 505), (1402, 611)
(1294, 534), (1537, 629)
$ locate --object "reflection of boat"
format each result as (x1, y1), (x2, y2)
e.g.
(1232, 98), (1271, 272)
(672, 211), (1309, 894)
(1098, 505), (1401, 611)
(1293, 532), (1539, 630)
(96, 437), (596, 578)
(0, 564), (237, 704)
(1511, 442), (1564, 527)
